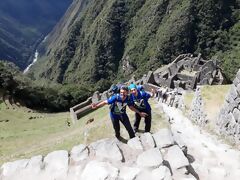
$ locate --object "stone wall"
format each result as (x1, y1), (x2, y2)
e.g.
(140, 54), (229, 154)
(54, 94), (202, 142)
(0, 129), (197, 180)
(190, 87), (208, 127)
(216, 69), (240, 144)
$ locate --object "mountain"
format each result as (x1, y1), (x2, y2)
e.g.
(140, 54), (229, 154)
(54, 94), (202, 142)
(0, 0), (73, 69)
(29, 0), (239, 88)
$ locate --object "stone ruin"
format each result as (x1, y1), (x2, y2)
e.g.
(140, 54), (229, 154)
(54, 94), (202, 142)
(152, 53), (225, 90)
(216, 69), (240, 144)
(70, 53), (226, 123)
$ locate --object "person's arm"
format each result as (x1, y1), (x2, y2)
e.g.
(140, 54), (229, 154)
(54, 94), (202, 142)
(91, 100), (108, 109)
(129, 106), (148, 117)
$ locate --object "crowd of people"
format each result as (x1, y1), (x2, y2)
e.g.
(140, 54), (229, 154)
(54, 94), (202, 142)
(91, 83), (178, 140)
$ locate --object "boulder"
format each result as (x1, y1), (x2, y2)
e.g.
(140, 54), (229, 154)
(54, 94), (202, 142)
(1, 159), (29, 177)
(152, 129), (174, 148)
(119, 166), (141, 180)
(81, 160), (118, 180)
(137, 148), (163, 168)
(140, 132), (156, 150)
(127, 137), (143, 150)
(151, 166), (172, 180)
(43, 150), (69, 179)
(164, 145), (189, 170)
(70, 144), (89, 163)
(90, 139), (123, 162)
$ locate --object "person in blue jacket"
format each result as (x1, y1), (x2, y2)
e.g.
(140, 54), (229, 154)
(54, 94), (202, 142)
(91, 85), (147, 139)
(129, 84), (155, 133)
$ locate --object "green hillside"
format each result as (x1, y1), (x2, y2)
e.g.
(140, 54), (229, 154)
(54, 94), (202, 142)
(29, 0), (239, 88)
(0, 98), (168, 165)
(0, 0), (72, 69)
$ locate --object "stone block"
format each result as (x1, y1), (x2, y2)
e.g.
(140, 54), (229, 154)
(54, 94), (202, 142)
(1, 159), (29, 177)
(92, 91), (101, 103)
(101, 91), (109, 101)
(43, 150), (69, 179)
(127, 137), (143, 150)
(164, 145), (189, 170)
(70, 144), (89, 163)
(81, 160), (118, 180)
(152, 128), (174, 148)
(233, 108), (240, 123)
(136, 148), (163, 168)
(119, 167), (141, 180)
(140, 132), (156, 150)
(90, 139), (123, 162)
(151, 166), (172, 180)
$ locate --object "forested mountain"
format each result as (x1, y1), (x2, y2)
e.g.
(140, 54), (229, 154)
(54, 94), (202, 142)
(0, 0), (72, 69)
(29, 0), (239, 88)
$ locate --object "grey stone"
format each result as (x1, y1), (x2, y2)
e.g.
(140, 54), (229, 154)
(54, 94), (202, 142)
(230, 86), (238, 100)
(81, 160), (118, 180)
(151, 166), (172, 180)
(237, 84), (240, 94)
(70, 144), (89, 162)
(136, 148), (163, 168)
(92, 91), (101, 103)
(91, 139), (123, 162)
(233, 108), (240, 122)
(140, 132), (156, 150)
(153, 128), (174, 148)
(1, 159), (29, 177)
(164, 145), (189, 170)
(101, 91), (109, 101)
(25, 155), (43, 174)
(119, 167), (141, 180)
(43, 150), (69, 179)
(127, 137), (143, 150)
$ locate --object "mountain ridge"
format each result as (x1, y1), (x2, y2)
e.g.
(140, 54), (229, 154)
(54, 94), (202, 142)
(29, 0), (239, 88)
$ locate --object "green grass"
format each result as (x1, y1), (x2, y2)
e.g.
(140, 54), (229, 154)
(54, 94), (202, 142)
(0, 98), (167, 165)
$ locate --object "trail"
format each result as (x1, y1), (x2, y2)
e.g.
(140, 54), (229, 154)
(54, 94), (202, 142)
(159, 102), (240, 179)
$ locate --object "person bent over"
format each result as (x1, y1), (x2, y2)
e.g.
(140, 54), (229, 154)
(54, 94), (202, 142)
(129, 84), (155, 133)
(91, 86), (146, 139)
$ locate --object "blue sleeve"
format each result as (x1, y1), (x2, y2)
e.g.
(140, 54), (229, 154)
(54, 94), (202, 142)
(143, 91), (151, 100)
(107, 95), (117, 104)
(127, 96), (134, 106)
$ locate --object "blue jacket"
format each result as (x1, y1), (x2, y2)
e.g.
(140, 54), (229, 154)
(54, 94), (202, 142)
(130, 90), (151, 111)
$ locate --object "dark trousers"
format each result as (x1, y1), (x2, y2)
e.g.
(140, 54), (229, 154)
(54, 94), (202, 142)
(110, 113), (135, 139)
(134, 110), (152, 132)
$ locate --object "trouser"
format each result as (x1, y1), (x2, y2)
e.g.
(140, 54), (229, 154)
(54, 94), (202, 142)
(134, 110), (152, 132)
(110, 113), (135, 139)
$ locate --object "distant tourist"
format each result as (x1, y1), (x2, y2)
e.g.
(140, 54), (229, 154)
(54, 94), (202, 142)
(128, 84), (155, 133)
(91, 85), (147, 139)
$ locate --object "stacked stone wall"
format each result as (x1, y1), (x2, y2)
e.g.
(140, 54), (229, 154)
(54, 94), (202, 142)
(190, 87), (208, 126)
(216, 69), (240, 144)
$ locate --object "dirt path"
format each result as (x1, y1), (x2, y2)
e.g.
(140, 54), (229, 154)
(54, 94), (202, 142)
(159, 102), (240, 180)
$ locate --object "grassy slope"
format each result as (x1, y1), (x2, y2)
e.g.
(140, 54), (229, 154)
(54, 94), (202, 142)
(183, 85), (231, 130)
(0, 99), (168, 165)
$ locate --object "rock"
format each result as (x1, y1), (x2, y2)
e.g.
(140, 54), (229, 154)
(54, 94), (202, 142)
(81, 160), (118, 180)
(43, 150), (69, 179)
(127, 137), (143, 150)
(90, 139), (123, 162)
(137, 148), (163, 168)
(119, 166), (141, 180)
(70, 144), (89, 163)
(1, 159), (29, 177)
(164, 145), (189, 170)
(151, 166), (172, 180)
(25, 155), (43, 174)
(140, 132), (156, 150)
(152, 128), (174, 148)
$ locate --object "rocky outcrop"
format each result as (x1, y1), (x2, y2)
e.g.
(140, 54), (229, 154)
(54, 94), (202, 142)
(0, 129), (197, 180)
(190, 86), (208, 126)
(216, 69), (240, 144)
